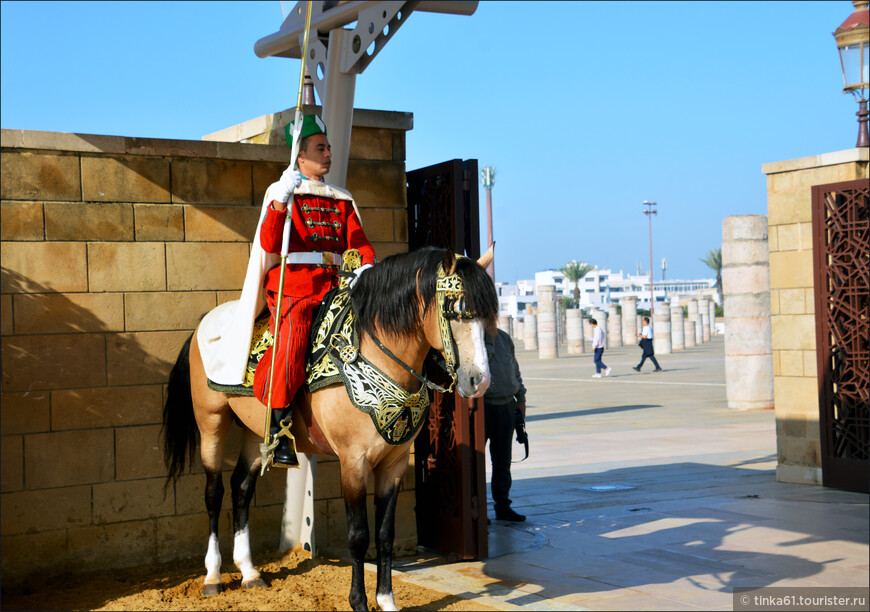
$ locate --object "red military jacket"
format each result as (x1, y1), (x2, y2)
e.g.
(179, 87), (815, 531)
(259, 180), (376, 301)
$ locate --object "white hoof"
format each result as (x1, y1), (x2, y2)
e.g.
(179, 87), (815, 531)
(377, 592), (399, 611)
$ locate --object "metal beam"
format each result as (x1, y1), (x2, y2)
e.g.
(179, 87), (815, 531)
(255, 0), (478, 59)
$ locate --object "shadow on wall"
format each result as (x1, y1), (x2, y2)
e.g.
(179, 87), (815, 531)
(0, 267), (180, 393)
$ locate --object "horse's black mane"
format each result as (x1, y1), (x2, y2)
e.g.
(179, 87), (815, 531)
(351, 246), (499, 339)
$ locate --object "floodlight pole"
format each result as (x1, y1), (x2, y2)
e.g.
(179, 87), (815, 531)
(481, 166), (495, 280)
(644, 201), (657, 315)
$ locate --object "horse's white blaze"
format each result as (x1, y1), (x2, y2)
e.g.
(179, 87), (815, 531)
(232, 527), (261, 583)
(468, 320), (491, 397)
(204, 533), (222, 585)
(377, 592), (399, 611)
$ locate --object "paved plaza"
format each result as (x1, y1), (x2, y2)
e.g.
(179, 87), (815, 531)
(389, 335), (870, 610)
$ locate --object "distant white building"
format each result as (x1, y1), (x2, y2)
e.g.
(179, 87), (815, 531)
(497, 267), (717, 320)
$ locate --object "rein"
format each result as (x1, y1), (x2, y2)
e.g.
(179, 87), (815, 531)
(368, 333), (456, 393)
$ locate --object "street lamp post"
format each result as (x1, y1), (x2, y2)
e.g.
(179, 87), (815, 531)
(644, 200), (657, 315)
(481, 166), (496, 280)
(834, 0), (870, 147)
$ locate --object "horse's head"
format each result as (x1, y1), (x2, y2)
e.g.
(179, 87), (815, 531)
(351, 246), (499, 398)
(426, 246), (499, 398)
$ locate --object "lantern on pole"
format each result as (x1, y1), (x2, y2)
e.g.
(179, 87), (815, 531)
(833, 0), (870, 147)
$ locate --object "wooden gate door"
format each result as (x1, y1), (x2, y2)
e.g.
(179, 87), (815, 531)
(811, 179), (869, 493)
(407, 159), (488, 559)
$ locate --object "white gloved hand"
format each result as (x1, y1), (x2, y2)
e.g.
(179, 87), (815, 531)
(349, 263), (373, 288)
(276, 166), (302, 203)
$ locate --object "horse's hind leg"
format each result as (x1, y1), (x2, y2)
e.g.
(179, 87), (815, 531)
(231, 427), (267, 589)
(341, 459), (371, 611)
(203, 467), (224, 596)
(372, 454), (407, 612)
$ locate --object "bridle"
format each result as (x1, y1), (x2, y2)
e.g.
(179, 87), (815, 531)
(368, 260), (478, 395)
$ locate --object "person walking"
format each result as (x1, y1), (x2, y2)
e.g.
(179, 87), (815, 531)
(483, 328), (527, 522)
(633, 316), (663, 372)
(588, 318), (611, 378)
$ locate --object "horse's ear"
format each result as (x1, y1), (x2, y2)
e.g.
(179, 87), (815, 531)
(442, 250), (457, 275)
(477, 242), (495, 269)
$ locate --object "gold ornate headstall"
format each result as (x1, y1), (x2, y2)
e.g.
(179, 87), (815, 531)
(435, 261), (476, 384)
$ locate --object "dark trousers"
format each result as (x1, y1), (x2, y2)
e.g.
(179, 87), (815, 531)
(638, 353), (661, 369)
(593, 347), (607, 373)
(484, 399), (516, 512)
(637, 339), (661, 370)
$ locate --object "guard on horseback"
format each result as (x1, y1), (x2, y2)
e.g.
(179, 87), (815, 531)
(256, 114), (376, 468)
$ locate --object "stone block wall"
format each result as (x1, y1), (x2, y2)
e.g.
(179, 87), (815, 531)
(762, 147), (868, 485)
(1, 113), (413, 584)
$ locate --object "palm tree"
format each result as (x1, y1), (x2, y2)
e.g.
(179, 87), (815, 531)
(700, 248), (723, 307)
(561, 260), (594, 308)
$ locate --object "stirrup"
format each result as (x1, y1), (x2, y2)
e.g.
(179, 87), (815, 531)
(260, 417), (301, 474)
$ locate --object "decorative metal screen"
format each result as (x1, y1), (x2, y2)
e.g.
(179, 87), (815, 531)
(811, 179), (869, 493)
(407, 159), (487, 559)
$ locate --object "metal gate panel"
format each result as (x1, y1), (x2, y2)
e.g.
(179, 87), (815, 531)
(811, 179), (869, 493)
(407, 159), (487, 559)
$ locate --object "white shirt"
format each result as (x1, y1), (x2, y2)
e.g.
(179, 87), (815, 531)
(592, 326), (605, 349)
(642, 324), (653, 340)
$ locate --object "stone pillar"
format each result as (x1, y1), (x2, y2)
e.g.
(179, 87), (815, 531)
(669, 302), (685, 351)
(566, 309), (585, 354)
(498, 315), (512, 337)
(537, 285), (558, 359)
(653, 309), (671, 354)
(515, 319), (524, 342)
(607, 303), (622, 347)
(524, 308), (537, 351)
(636, 315), (643, 336)
(687, 298), (699, 341)
(723, 215), (773, 410)
(684, 318), (696, 348)
(621, 296), (638, 345)
(698, 297), (711, 342)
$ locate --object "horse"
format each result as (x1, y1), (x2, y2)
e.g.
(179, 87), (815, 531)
(161, 246), (498, 611)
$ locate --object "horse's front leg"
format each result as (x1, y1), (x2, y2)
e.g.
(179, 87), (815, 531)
(341, 459), (371, 611)
(231, 428), (267, 589)
(373, 455), (406, 612)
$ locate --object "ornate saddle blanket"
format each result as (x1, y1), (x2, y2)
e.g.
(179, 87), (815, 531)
(207, 251), (430, 446)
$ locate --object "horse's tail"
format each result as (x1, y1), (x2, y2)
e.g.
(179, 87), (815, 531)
(161, 333), (197, 493)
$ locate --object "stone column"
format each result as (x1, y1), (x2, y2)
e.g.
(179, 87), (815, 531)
(498, 315), (512, 337)
(566, 309), (585, 354)
(607, 303), (622, 347)
(653, 309), (671, 354)
(621, 296), (638, 345)
(723, 215), (773, 410)
(687, 298), (699, 341)
(698, 297), (711, 342)
(515, 319), (524, 343)
(684, 318), (697, 348)
(524, 308), (537, 351)
(537, 285), (558, 359)
(669, 302), (684, 351)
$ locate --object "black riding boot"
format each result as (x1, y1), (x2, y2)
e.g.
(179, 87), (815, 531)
(269, 407), (299, 469)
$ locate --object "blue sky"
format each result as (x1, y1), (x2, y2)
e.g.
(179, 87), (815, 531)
(1, 1), (859, 282)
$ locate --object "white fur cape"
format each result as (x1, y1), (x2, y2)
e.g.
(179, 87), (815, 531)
(198, 179), (360, 385)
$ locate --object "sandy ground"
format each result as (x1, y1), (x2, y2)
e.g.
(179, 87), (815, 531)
(0, 549), (493, 612)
